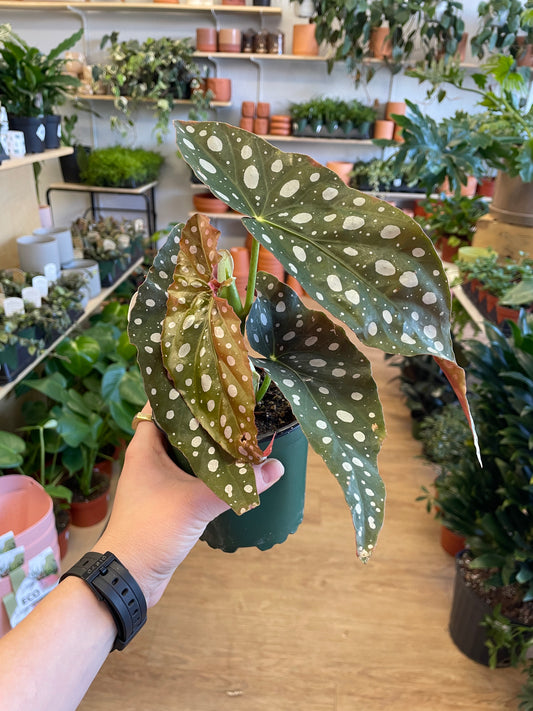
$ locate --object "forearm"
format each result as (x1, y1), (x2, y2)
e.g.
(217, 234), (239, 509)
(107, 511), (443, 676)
(0, 576), (116, 711)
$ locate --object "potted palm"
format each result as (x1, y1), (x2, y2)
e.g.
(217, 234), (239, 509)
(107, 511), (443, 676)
(128, 120), (477, 558)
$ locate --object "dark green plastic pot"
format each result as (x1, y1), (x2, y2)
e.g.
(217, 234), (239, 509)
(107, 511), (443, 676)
(201, 421), (308, 552)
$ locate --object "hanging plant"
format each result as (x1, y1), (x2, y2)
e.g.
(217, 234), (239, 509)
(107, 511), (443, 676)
(128, 122), (478, 560)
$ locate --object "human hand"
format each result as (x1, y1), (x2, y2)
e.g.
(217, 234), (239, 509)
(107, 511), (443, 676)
(95, 404), (284, 607)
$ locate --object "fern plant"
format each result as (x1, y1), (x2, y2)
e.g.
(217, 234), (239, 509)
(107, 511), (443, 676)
(129, 122), (477, 560)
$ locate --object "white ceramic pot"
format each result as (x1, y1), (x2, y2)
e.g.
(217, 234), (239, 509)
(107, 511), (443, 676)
(62, 258), (101, 299)
(16, 235), (61, 274)
(33, 226), (74, 266)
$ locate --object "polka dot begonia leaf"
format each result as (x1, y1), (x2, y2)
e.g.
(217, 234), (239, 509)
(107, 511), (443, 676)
(162, 214), (263, 464)
(128, 222), (262, 515)
(175, 120), (455, 362)
(247, 272), (386, 560)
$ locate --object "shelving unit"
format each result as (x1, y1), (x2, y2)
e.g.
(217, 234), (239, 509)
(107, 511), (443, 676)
(79, 94), (231, 108)
(0, 146), (73, 173)
(0, 256), (144, 401)
(0, 2), (281, 13)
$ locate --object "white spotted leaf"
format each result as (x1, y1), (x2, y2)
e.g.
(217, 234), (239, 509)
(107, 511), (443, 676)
(176, 121), (455, 362)
(247, 272), (387, 559)
(162, 215), (263, 464)
(128, 222), (261, 514)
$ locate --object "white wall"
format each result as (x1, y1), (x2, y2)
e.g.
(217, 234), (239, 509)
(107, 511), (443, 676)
(2, 0), (483, 245)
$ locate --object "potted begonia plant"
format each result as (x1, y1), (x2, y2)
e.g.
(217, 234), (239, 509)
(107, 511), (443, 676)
(128, 121), (477, 559)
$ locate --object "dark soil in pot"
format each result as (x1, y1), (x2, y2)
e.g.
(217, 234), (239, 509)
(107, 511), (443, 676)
(254, 378), (295, 436)
(69, 471), (110, 505)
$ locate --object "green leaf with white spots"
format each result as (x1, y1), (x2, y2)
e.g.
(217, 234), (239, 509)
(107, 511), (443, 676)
(128, 223), (261, 515)
(162, 215), (263, 463)
(247, 273), (386, 559)
(175, 120), (455, 362)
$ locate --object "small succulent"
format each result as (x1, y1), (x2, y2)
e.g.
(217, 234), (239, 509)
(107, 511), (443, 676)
(129, 121), (477, 560)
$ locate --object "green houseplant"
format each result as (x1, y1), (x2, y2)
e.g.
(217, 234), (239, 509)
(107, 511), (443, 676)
(0, 24), (82, 151)
(79, 146), (163, 188)
(128, 120), (477, 559)
(94, 32), (200, 142)
(471, 0), (528, 60)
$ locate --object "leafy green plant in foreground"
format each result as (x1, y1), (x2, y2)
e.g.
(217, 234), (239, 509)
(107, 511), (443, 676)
(129, 121), (478, 560)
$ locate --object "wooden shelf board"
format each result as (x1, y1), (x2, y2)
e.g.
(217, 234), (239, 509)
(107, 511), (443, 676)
(0, 1), (280, 12)
(188, 210), (242, 220)
(195, 52), (329, 61)
(264, 135), (375, 146)
(80, 94), (230, 107)
(48, 180), (158, 195)
(0, 257), (143, 401)
(0, 147), (73, 173)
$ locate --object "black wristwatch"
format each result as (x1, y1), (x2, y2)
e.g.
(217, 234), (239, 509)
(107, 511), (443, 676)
(60, 551), (147, 651)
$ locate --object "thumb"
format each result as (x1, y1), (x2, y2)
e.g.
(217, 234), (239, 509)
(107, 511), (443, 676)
(254, 458), (285, 495)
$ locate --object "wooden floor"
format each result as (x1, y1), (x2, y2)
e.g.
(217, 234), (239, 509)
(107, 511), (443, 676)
(67, 350), (522, 711)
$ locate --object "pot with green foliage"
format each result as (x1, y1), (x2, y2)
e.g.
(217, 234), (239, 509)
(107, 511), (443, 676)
(408, 54), (533, 225)
(93, 32), (200, 143)
(471, 0), (529, 60)
(0, 24), (82, 152)
(128, 120), (477, 557)
(417, 194), (489, 261)
(59, 114), (91, 184)
(80, 145), (163, 188)
(427, 318), (533, 704)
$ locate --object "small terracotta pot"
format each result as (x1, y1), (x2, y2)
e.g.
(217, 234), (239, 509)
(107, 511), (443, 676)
(253, 117), (269, 135)
(393, 124), (403, 142)
(193, 191), (229, 213)
(370, 26), (392, 59)
(476, 176), (496, 198)
(438, 237), (459, 263)
(196, 27), (217, 53)
(206, 77), (232, 102)
(496, 303), (520, 326)
(239, 117), (254, 132)
(286, 275), (305, 296)
(440, 525), (465, 557)
(326, 161), (353, 185)
(292, 23), (319, 56)
(222, 0), (245, 4)
(241, 101), (255, 118)
(385, 101), (406, 120)
(257, 102), (270, 118)
(440, 176), (478, 198)
(230, 246), (250, 298)
(218, 28), (242, 53)
(373, 119), (394, 140)
(70, 487), (110, 528)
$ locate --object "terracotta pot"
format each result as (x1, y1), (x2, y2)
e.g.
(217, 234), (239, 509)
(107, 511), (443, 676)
(476, 176), (496, 198)
(230, 246), (250, 298)
(490, 171), (533, 227)
(370, 26), (392, 59)
(193, 191), (229, 213)
(70, 485), (110, 528)
(440, 176), (478, 198)
(517, 41), (533, 67)
(326, 161), (353, 185)
(241, 101), (255, 118)
(292, 23), (319, 56)
(385, 101), (406, 120)
(222, 0), (245, 4)
(440, 525), (465, 557)
(496, 303), (520, 326)
(196, 27), (217, 53)
(206, 77), (231, 102)
(218, 28), (242, 53)
(393, 124), (403, 142)
(257, 102), (270, 118)
(484, 291), (498, 316)
(257, 246), (285, 281)
(439, 237), (459, 263)
(253, 117), (269, 135)
(373, 119), (394, 140)
(239, 117), (254, 132)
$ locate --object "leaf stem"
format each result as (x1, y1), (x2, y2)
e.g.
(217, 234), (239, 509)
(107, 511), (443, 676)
(255, 372), (271, 404)
(242, 237), (260, 319)
(218, 278), (244, 320)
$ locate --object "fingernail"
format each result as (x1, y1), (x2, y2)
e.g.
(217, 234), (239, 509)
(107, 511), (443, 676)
(260, 458), (284, 485)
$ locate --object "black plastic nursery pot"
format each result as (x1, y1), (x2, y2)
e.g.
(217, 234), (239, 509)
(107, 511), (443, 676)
(44, 114), (61, 149)
(200, 421), (308, 553)
(59, 146), (91, 184)
(449, 551), (512, 667)
(8, 115), (45, 154)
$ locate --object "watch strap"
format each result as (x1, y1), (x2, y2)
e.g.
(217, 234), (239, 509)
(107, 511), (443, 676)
(60, 551), (147, 651)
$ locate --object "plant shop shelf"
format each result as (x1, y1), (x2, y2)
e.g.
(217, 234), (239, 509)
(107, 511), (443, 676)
(0, 256), (143, 401)
(265, 135), (375, 146)
(188, 210), (242, 220)
(0, 147), (73, 173)
(79, 94), (231, 108)
(194, 52), (329, 62)
(0, 2), (281, 12)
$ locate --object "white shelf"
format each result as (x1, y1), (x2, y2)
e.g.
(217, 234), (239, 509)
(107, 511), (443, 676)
(0, 147), (73, 173)
(194, 52), (329, 61)
(0, 256), (144, 400)
(0, 1), (281, 12)
(265, 135), (375, 146)
(80, 94), (231, 108)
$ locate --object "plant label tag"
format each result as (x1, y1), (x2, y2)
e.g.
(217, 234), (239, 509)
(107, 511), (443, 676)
(36, 123), (46, 142)
(21, 286), (42, 308)
(3, 296), (25, 317)
(0, 545), (24, 577)
(32, 275), (49, 298)
(43, 262), (58, 282)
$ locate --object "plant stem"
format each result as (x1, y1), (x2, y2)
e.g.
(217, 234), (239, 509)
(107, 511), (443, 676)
(255, 372), (271, 404)
(218, 278), (244, 320)
(243, 237), (260, 318)
(39, 426), (45, 487)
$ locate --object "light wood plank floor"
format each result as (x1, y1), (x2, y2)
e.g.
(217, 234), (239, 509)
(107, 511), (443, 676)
(68, 350), (522, 711)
